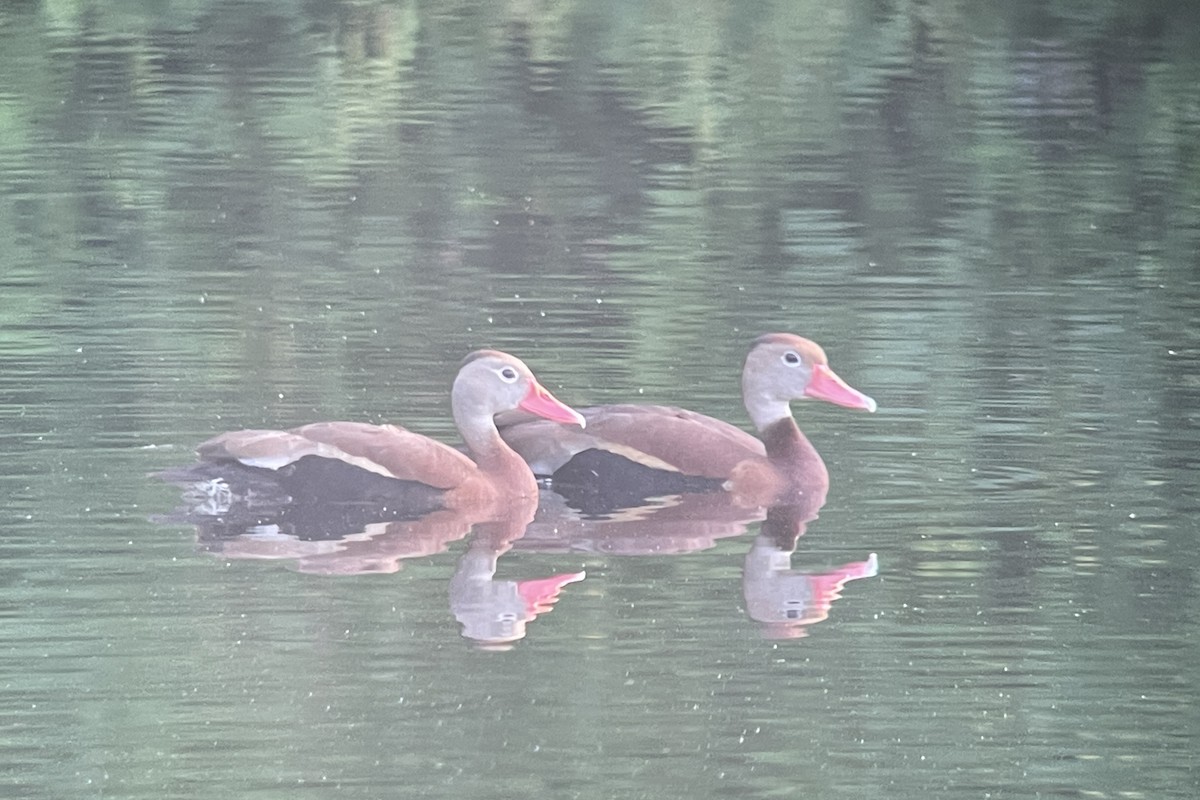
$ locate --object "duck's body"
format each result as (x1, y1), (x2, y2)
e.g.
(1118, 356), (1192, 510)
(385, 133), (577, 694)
(170, 350), (583, 523)
(498, 333), (874, 506)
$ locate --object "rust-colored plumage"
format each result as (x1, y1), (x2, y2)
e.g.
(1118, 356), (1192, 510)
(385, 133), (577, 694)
(190, 350), (583, 516)
(498, 333), (875, 507)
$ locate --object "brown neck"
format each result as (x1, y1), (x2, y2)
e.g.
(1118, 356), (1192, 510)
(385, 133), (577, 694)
(469, 430), (539, 498)
(761, 417), (813, 462)
(759, 417), (829, 491)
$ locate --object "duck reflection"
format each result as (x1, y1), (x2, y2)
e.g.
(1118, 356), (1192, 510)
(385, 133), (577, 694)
(191, 509), (474, 575)
(515, 488), (767, 555)
(450, 512), (585, 648)
(160, 477), (584, 647)
(743, 504), (878, 639)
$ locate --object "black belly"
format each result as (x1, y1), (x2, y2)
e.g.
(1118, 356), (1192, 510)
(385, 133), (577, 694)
(158, 454), (446, 540)
(548, 448), (725, 516)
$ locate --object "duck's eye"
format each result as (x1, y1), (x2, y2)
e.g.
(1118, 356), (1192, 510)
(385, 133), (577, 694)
(783, 351), (801, 365)
(498, 366), (519, 383)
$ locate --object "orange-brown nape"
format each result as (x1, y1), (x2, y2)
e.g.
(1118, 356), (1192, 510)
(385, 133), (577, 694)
(497, 333), (875, 508)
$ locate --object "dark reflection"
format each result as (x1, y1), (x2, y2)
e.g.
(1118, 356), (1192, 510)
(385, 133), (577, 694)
(187, 509), (474, 576)
(515, 488), (765, 556)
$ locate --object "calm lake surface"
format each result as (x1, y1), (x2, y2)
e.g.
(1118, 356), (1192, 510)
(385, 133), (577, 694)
(2, 2), (1198, 798)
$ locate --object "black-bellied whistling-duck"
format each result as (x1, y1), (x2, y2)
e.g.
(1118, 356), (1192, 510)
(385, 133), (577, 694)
(496, 333), (874, 507)
(170, 350), (584, 520)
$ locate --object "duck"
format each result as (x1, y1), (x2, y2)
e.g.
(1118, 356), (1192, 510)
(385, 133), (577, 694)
(169, 350), (584, 521)
(496, 333), (874, 507)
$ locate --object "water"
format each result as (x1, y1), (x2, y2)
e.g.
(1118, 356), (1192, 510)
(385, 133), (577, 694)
(2, 1), (1199, 797)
